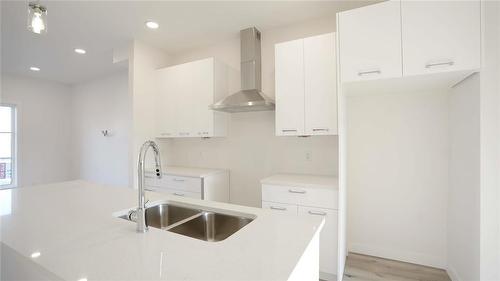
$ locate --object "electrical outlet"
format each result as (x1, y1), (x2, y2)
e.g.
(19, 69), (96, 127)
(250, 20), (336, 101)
(306, 151), (312, 161)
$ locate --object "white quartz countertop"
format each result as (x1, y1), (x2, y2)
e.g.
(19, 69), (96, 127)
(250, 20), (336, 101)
(148, 166), (227, 178)
(260, 174), (338, 190)
(0, 180), (323, 281)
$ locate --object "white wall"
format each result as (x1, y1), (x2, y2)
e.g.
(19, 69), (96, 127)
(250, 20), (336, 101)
(479, 1), (500, 280)
(161, 16), (339, 207)
(447, 74), (480, 281)
(129, 41), (171, 188)
(70, 72), (130, 187)
(1, 75), (72, 187)
(347, 90), (449, 268)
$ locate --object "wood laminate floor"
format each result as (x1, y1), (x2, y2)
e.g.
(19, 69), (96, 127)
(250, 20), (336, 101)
(343, 253), (451, 281)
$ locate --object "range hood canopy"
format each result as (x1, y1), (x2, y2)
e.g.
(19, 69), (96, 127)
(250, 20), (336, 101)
(210, 27), (275, 113)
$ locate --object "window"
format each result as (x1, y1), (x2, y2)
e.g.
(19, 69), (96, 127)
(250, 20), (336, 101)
(0, 105), (16, 188)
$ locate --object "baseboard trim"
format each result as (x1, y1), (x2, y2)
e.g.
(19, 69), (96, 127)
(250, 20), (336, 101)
(320, 271), (336, 281)
(348, 243), (446, 269)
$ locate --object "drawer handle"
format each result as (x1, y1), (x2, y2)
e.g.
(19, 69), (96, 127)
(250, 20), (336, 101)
(173, 178), (185, 182)
(308, 210), (327, 216)
(425, 61), (454, 69)
(179, 132), (190, 136)
(313, 128), (329, 132)
(173, 192), (185, 196)
(288, 189), (306, 194)
(270, 206), (287, 211)
(282, 129), (298, 132)
(358, 69), (381, 76)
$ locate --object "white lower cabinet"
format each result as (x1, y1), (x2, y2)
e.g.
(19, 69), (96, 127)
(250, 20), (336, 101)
(261, 174), (338, 281)
(298, 206), (338, 280)
(144, 168), (229, 202)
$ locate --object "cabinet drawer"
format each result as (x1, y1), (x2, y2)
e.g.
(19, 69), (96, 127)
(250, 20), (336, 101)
(145, 173), (202, 193)
(163, 175), (202, 193)
(298, 206), (338, 275)
(262, 201), (298, 215)
(146, 186), (202, 199)
(262, 184), (338, 209)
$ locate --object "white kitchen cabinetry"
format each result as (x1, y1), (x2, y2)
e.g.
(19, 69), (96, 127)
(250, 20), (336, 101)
(275, 33), (337, 136)
(275, 38), (305, 136)
(145, 166), (229, 202)
(338, 0), (480, 84)
(338, 0), (402, 82)
(401, 0), (480, 76)
(156, 57), (228, 138)
(261, 174), (338, 281)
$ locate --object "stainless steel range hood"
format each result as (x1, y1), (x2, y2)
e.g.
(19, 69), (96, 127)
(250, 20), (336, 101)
(210, 27), (275, 113)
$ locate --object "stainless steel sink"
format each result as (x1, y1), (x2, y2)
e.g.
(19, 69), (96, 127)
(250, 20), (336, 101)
(120, 204), (201, 229)
(118, 203), (254, 241)
(168, 211), (253, 242)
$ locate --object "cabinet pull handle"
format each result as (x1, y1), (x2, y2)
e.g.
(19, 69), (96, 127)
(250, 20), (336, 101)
(270, 206), (287, 211)
(425, 61), (454, 69)
(282, 129), (298, 133)
(179, 132), (190, 136)
(288, 189), (306, 194)
(308, 210), (327, 216)
(358, 69), (381, 76)
(173, 192), (185, 196)
(313, 128), (329, 132)
(173, 178), (185, 182)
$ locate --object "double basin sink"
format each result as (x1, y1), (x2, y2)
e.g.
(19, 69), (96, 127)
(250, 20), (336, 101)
(119, 203), (254, 242)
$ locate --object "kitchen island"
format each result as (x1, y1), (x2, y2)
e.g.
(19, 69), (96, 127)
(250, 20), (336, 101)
(0, 180), (323, 281)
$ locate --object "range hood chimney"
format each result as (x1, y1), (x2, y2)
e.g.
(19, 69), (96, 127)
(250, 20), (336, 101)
(210, 27), (275, 113)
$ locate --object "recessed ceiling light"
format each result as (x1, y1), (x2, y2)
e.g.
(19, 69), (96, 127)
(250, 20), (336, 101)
(30, 66), (40, 71)
(30, 252), (41, 258)
(74, 48), (86, 54)
(145, 21), (159, 29)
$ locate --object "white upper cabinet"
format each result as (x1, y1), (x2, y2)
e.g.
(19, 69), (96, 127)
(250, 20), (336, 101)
(337, 0), (480, 86)
(275, 33), (337, 136)
(338, 0), (402, 82)
(155, 57), (228, 138)
(275, 38), (306, 136)
(304, 33), (337, 135)
(401, 0), (480, 76)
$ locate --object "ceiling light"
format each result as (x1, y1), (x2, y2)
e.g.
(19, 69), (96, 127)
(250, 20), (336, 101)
(145, 21), (159, 29)
(28, 2), (47, 34)
(78, 278), (88, 281)
(30, 66), (40, 71)
(74, 48), (86, 54)
(31, 252), (41, 258)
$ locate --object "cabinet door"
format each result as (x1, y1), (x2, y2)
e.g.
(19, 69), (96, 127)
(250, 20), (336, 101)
(338, 0), (402, 82)
(189, 58), (215, 137)
(304, 33), (337, 135)
(176, 63), (195, 137)
(401, 0), (480, 76)
(275, 39), (305, 136)
(156, 67), (179, 137)
(298, 206), (338, 277)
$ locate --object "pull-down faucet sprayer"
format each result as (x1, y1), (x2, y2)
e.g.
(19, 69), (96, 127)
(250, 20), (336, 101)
(136, 140), (162, 233)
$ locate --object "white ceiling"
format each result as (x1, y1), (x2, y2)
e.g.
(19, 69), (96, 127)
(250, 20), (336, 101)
(1, 1), (372, 85)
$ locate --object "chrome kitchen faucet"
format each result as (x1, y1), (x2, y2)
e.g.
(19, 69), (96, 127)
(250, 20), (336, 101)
(136, 140), (162, 233)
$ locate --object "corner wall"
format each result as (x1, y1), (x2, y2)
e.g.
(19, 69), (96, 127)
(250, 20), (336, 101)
(1, 75), (72, 187)
(447, 74), (480, 281)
